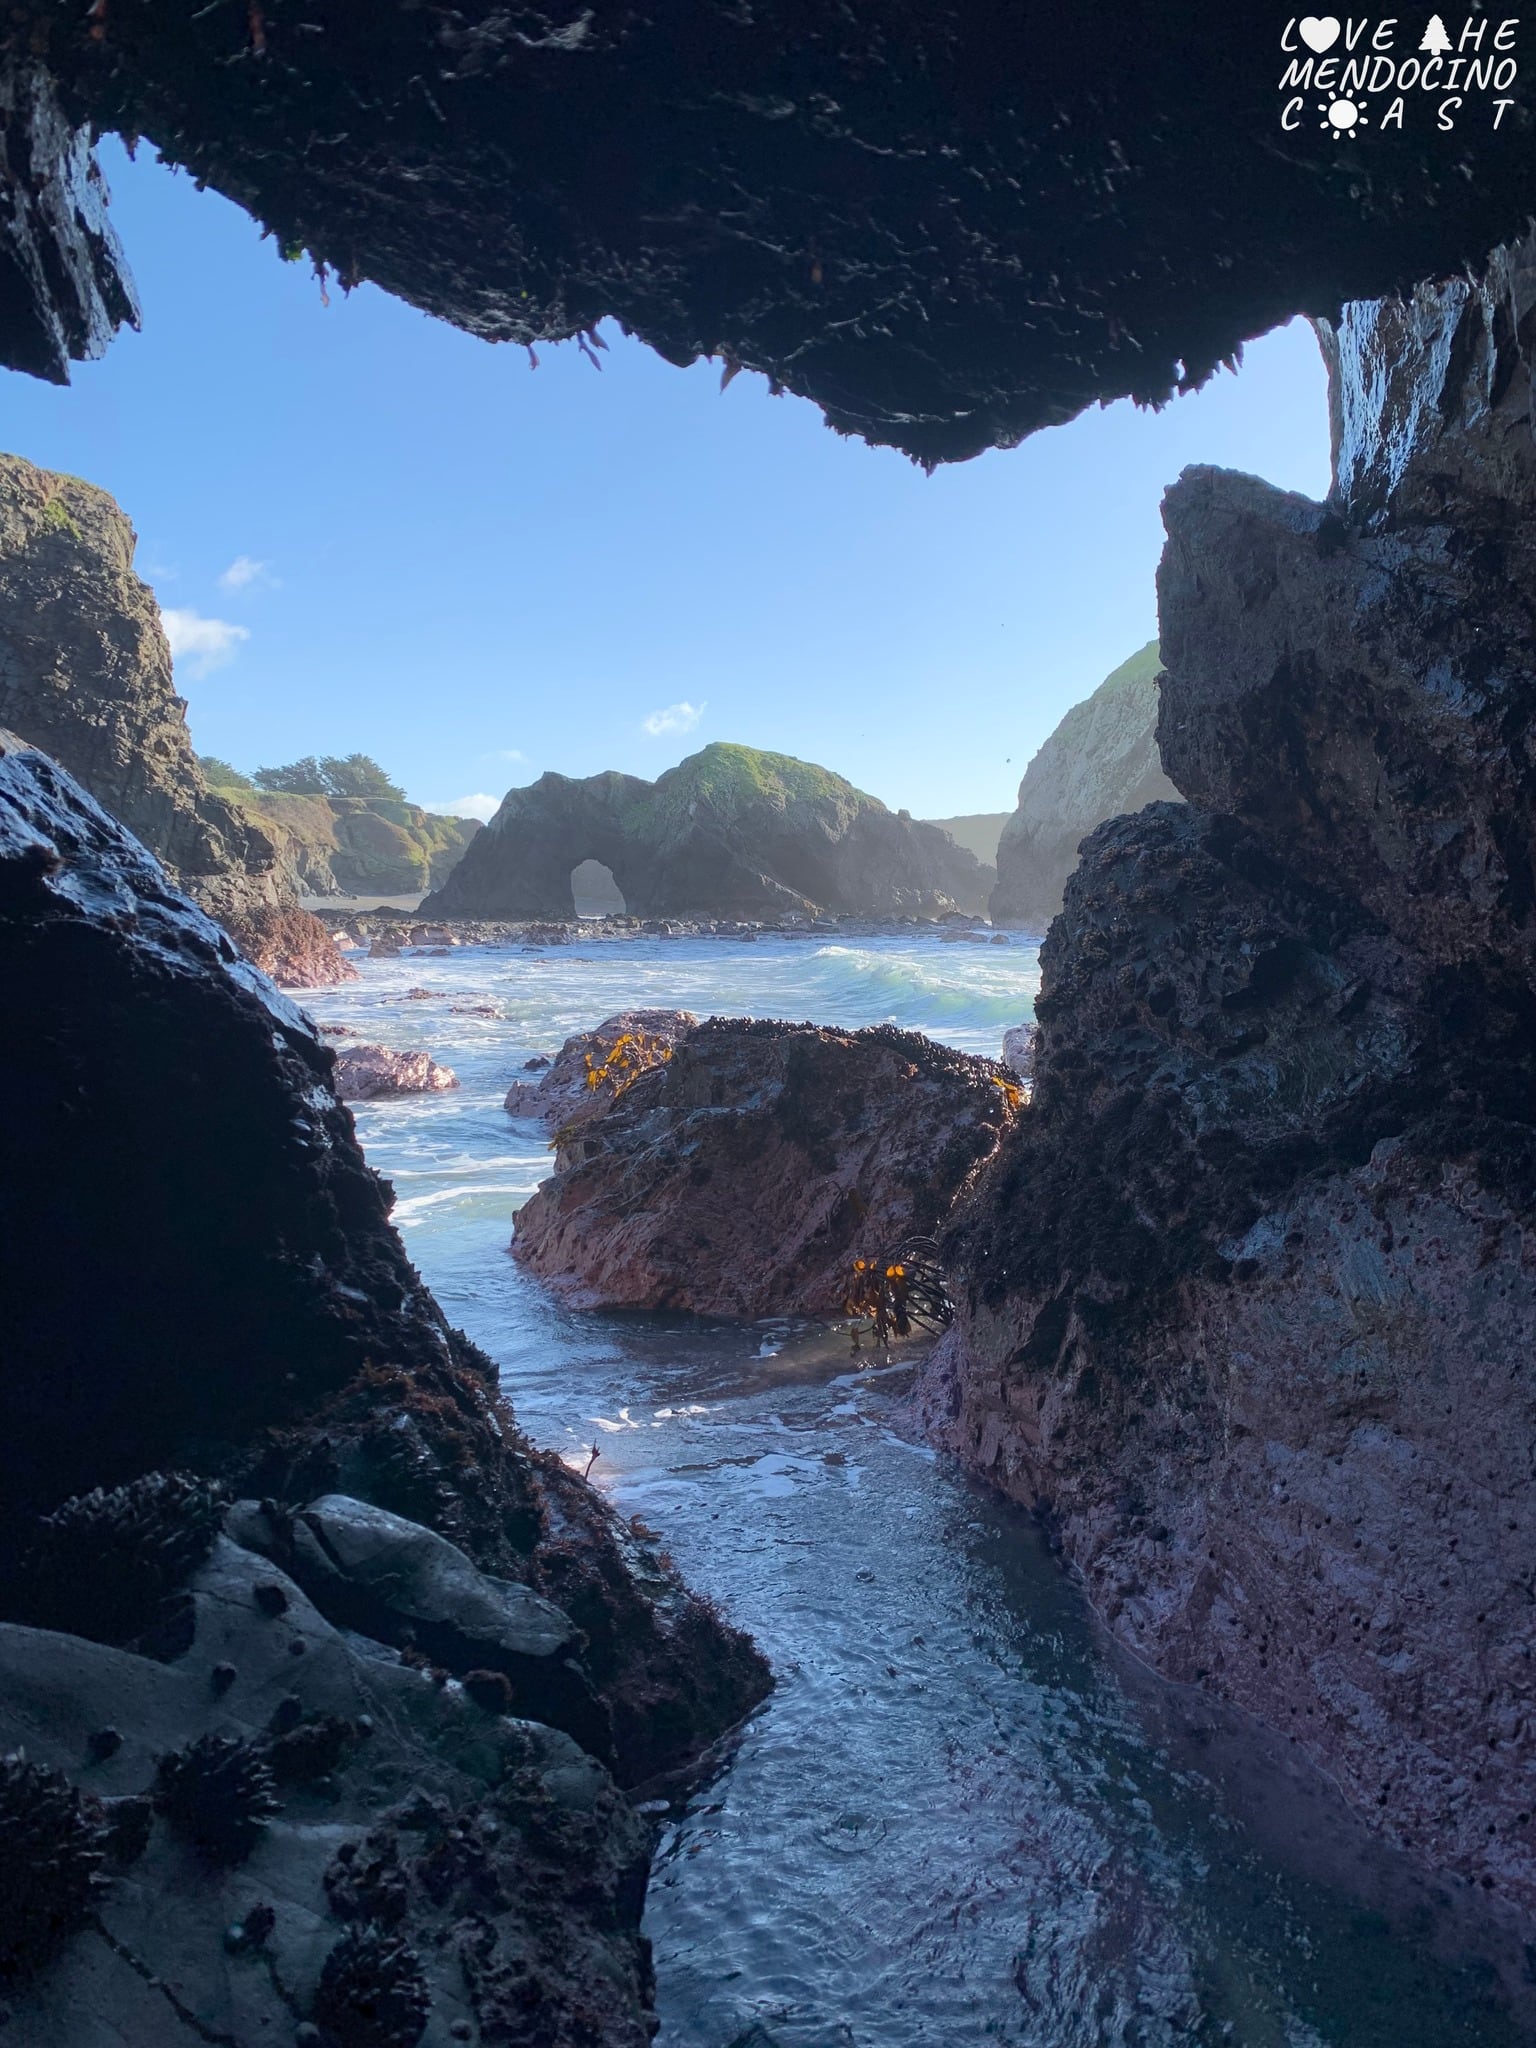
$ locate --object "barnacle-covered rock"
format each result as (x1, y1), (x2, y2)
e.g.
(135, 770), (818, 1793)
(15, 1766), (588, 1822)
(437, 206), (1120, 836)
(927, 241), (1536, 1916)
(512, 1017), (1018, 1317)
(18, 1472), (224, 1645)
(313, 1922), (430, 2048)
(0, 730), (768, 1791)
(0, 1754), (107, 1977)
(154, 1733), (280, 1864)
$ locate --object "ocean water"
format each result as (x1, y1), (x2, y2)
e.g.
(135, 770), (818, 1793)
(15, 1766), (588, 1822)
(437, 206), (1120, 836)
(303, 931), (1531, 2048)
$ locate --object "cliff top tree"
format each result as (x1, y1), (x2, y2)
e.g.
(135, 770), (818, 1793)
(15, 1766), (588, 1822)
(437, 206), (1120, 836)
(197, 754), (256, 793)
(253, 754), (406, 802)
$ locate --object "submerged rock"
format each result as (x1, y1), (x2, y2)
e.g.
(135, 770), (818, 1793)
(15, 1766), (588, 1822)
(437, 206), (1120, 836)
(990, 641), (1181, 931)
(333, 1043), (459, 1101)
(0, 728), (770, 2041)
(925, 245), (1536, 1918)
(513, 1016), (1017, 1318)
(423, 743), (991, 922)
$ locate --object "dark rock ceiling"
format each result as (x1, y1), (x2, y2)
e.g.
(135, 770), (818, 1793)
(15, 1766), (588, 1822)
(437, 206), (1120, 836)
(11, 1), (1536, 460)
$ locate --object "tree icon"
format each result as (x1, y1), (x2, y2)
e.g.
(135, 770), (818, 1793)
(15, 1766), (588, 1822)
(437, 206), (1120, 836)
(1420, 14), (1452, 53)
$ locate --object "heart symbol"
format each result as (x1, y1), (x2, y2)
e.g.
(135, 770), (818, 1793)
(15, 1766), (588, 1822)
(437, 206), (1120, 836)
(1299, 14), (1341, 51)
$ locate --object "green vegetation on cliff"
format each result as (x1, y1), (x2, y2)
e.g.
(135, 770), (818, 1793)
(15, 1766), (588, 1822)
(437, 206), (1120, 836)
(199, 755), (257, 794)
(253, 752), (407, 802)
(197, 755), (479, 897)
(628, 742), (876, 837)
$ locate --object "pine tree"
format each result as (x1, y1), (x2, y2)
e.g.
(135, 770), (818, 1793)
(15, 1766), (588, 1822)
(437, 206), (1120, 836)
(1420, 14), (1452, 54)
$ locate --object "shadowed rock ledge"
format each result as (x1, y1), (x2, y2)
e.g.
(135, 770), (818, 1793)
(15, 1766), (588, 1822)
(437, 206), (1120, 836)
(920, 244), (1536, 1920)
(0, 728), (770, 2042)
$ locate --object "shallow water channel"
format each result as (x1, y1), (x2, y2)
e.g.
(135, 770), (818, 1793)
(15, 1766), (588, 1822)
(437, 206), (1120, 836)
(306, 932), (1531, 2047)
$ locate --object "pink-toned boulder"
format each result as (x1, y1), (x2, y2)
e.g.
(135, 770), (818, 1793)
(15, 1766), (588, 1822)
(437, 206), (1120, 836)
(333, 1043), (459, 1101)
(512, 1017), (1017, 1318)
(504, 1010), (698, 1128)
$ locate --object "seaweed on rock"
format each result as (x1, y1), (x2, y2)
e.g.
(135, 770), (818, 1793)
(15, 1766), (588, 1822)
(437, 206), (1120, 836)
(0, 1754), (108, 1977)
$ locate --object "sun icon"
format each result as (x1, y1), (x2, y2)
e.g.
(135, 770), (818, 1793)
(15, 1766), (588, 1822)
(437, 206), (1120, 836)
(1318, 94), (1368, 134)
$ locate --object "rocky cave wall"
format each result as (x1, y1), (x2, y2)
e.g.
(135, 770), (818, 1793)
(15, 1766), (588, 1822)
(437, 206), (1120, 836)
(11, 6), (1536, 463)
(921, 240), (1536, 1919)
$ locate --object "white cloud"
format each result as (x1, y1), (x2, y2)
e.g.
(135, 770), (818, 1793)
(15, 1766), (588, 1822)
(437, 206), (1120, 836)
(161, 608), (250, 680)
(217, 555), (274, 593)
(642, 700), (705, 738)
(424, 792), (501, 823)
(496, 748), (526, 762)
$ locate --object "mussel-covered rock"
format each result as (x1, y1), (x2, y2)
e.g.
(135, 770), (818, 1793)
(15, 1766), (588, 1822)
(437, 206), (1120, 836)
(313, 1922), (430, 2048)
(0, 1754), (108, 1977)
(153, 1733), (280, 1864)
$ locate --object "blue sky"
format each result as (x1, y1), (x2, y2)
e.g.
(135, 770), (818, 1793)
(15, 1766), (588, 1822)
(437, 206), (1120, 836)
(1, 142), (1332, 821)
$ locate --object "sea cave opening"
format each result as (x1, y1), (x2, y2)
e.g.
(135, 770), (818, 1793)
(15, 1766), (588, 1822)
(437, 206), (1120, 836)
(571, 858), (627, 918)
(3, 41), (1535, 2048)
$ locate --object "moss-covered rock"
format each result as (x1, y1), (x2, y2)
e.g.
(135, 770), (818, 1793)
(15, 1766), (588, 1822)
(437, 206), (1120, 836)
(425, 742), (989, 920)
(232, 790), (480, 900)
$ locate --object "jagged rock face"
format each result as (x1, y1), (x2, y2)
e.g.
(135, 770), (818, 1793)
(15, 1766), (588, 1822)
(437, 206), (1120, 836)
(29, 11), (1536, 462)
(513, 1016), (1017, 1317)
(1159, 251), (1536, 986)
(0, 455), (273, 921)
(425, 743), (990, 921)
(925, 248), (1536, 1916)
(990, 642), (1181, 931)
(0, 452), (352, 984)
(0, 729), (769, 1798)
(0, 60), (138, 383)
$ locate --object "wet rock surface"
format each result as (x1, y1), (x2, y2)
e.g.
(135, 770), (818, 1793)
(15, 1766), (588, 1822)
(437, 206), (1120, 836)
(925, 246), (1536, 1918)
(0, 730), (771, 2040)
(24, 9), (1536, 463)
(334, 1043), (459, 1101)
(424, 744), (991, 922)
(0, 1529), (656, 2048)
(0, 451), (351, 987)
(513, 1015), (1017, 1317)
(504, 1009), (698, 1128)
